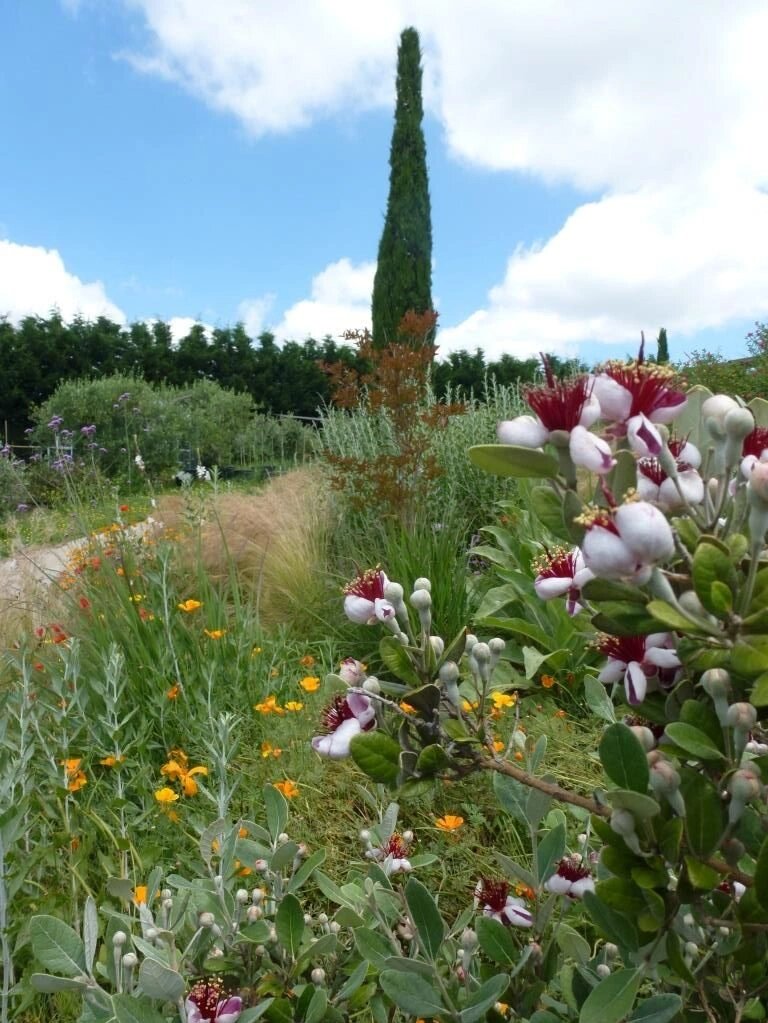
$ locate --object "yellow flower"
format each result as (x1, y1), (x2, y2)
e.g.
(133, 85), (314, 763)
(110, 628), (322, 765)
(133, 885), (148, 906)
(299, 675), (320, 692)
(492, 739), (505, 754)
(274, 779), (300, 799)
(260, 742), (282, 759)
(540, 674), (556, 689)
(204, 629), (227, 639)
(435, 814), (464, 832)
(99, 755), (125, 767)
(462, 699), (480, 713)
(251, 646), (263, 657)
(160, 757), (208, 797)
(400, 701), (417, 714)
(284, 701), (304, 712)
(299, 654), (316, 668)
(254, 695), (285, 715)
(490, 691), (516, 709)
(177, 599), (202, 613)
(155, 787), (179, 803)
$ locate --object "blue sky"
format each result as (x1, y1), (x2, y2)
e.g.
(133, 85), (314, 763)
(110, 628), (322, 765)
(2, 1), (767, 365)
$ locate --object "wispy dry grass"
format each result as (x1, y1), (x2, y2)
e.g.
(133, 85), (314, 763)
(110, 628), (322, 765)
(156, 467), (334, 631)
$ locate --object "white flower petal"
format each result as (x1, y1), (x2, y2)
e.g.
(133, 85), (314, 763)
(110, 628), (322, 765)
(591, 374), (633, 422)
(627, 413), (663, 456)
(579, 395), (602, 428)
(311, 718), (362, 759)
(569, 425), (616, 475)
(677, 441), (701, 468)
(625, 661), (648, 705)
(598, 658), (627, 685)
(570, 877), (595, 898)
(534, 576), (574, 600)
(636, 474), (661, 503)
(347, 692), (376, 727)
(581, 526), (637, 579)
(502, 897), (534, 928)
(374, 598), (396, 622)
(545, 874), (572, 895)
(614, 502), (675, 563)
(644, 647), (681, 670)
(497, 415), (549, 448)
(343, 595), (376, 624)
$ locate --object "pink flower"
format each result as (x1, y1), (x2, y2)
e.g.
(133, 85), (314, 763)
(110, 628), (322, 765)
(365, 832), (412, 875)
(311, 692), (376, 758)
(343, 567), (396, 625)
(568, 425), (616, 475)
(741, 426), (768, 479)
(545, 856), (595, 899)
(497, 364), (600, 450)
(637, 438), (704, 511)
(533, 547), (594, 616)
(338, 657), (367, 685)
(186, 979), (242, 1023)
(597, 632), (681, 705)
(591, 343), (686, 455)
(474, 878), (533, 928)
(580, 501), (675, 584)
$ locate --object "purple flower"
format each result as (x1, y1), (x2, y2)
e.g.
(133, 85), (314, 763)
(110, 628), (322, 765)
(311, 692), (376, 758)
(80, 424), (97, 437)
(47, 415), (64, 431)
(16, 503), (30, 513)
(118, 392), (131, 402)
(185, 978), (242, 1022)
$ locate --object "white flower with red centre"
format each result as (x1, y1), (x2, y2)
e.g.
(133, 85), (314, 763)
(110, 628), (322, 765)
(186, 979), (242, 1023)
(474, 878), (533, 928)
(741, 426), (768, 479)
(533, 546), (594, 616)
(366, 832), (412, 875)
(545, 856), (595, 899)
(591, 345), (686, 456)
(717, 880), (746, 902)
(637, 438), (704, 511)
(596, 632), (681, 706)
(580, 500), (675, 584)
(343, 567), (396, 625)
(311, 692), (376, 759)
(497, 366), (601, 451)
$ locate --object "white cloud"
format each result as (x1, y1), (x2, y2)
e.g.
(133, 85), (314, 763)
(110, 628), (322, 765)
(117, 2), (768, 353)
(0, 239), (125, 324)
(237, 294), (274, 338)
(273, 258), (374, 341)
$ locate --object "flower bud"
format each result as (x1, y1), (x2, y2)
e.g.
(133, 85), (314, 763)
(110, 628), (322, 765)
(384, 581), (404, 603)
(145, 927), (158, 941)
(161, 889), (172, 900)
(722, 838), (745, 867)
(439, 661), (460, 685)
(246, 905), (262, 923)
(359, 829), (370, 843)
(729, 768), (762, 803)
(604, 943), (618, 959)
(277, 833), (290, 844)
(702, 395), (739, 437)
(725, 407), (755, 441)
(410, 589), (432, 611)
(362, 676), (380, 695)
(254, 944), (266, 955)
(112, 931), (128, 947)
(610, 809), (636, 836)
(268, 927), (277, 943)
(679, 590), (707, 617)
(199, 912), (215, 928)
(209, 945), (224, 957)
(430, 636), (445, 657)
(472, 643), (491, 663)
(403, 830), (414, 843)
(254, 859), (268, 873)
(162, 898), (173, 912)
(464, 634), (478, 653)
(461, 927), (478, 950)
(236, 889), (249, 904)
(727, 702), (758, 731)
(122, 952), (138, 970)
(311, 968), (326, 985)
(317, 913), (329, 925)
(329, 921), (341, 934)
(414, 577), (431, 591)
(630, 725), (656, 752)
(339, 658), (367, 685)
(252, 887), (264, 903)
(684, 941), (699, 957)
(596, 964), (611, 979)
(304, 914), (313, 925)
(489, 638), (506, 655)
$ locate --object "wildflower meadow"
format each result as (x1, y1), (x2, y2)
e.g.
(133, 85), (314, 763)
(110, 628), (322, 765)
(1, 348), (767, 1023)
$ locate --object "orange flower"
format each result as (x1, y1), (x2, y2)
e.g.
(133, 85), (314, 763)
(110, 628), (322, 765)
(160, 756), (208, 796)
(99, 754), (125, 767)
(490, 691), (516, 709)
(270, 667), (279, 678)
(554, 709), (567, 719)
(540, 674), (556, 689)
(204, 628), (227, 639)
(238, 826), (249, 839)
(284, 701), (303, 712)
(133, 885), (148, 906)
(299, 675), (320, 692)
(79, 596), (91, 610)
(139, 607), (155, 621)
(435, 814), (464, 832)
(254, 695), (285, 715)
(154, 787), (179, 804)
(514, 751), (524, 762)
(299, 654), (316, 668)
(492, 739), (505, 753)
(260, 742), (282, 759)
(119, 504), (130, 512)
(61, 758), (88, 792)
(273, 779), (300, 799)
(400, 701), (417, 714)
(166, 683), (181, 699)
(177, 599), (202, 613)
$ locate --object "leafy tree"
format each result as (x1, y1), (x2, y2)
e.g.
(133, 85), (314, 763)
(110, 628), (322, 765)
(371, 27), (433, 347)
(656, 326), (669, 363)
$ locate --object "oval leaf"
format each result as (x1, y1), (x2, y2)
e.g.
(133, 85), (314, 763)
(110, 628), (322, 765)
(29, 916), (86, 978)
(405, 877), (445, 961)
(379, 970), (446, 1017)
(579, 967), (642, 1023)
(275, 893), (304, 960)
(665, 722), (724, 760)
(349, 732), (402, 786)
(599, 724), (650, 793)
(468, 443), (559, 479)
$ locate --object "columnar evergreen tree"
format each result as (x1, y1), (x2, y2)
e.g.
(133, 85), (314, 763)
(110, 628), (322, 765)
(371, 27), (433, 347)
(656, 326), (669, 363)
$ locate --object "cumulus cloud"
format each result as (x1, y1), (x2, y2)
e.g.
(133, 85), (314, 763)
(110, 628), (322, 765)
(119, 1), (768, 354)
(237, 294), (275, 338)
(0, 239), (125, 325)
(273, 258), (374, 341)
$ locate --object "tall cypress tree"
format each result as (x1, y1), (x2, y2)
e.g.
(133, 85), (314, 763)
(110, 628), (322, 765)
(371, 27), (433, 347)
(656, 327), (669, 364)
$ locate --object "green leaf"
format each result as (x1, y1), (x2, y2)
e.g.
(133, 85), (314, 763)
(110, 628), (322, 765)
(476, 916), (518, 966)
(591, 604), (662, 636)
(754, 835), (768, 911)
(405, 877), (445, 961)
(582, 892), (639, 951)
(525, 782), (553, 827)
(750, 671), (768, 707)
(336, 960), (369, 1002)
(379, 970), (446, 1017)
(354, 927), (394, 968)
(468, 443), (559, 479)
(606, 789), (659, 818)
(29, 916), (86, 977)
(666, 930), (695, 984)
(275, 893), (304, 960)
(582, 579), (648, 604)
(137, 958), (186, 1001)
(106, 877), (135, 901)
(679, 700), (724, 751)
(238, 1004), (275, 1023)
(112, 995), (169, 1023)
(646, 600), (704, 632)
(709, 580), (734, 614)
(692, 539), (738, 615)
(537, 823), (566, 883)
(599, 724), (650, 793)
(401, 684), (441, 717)
(82, 894), (98, 975)
(199, 817), (229, 863)
(584, 676), (616, 723)
(628, 994), (683, 1023)
(460, 974), (510, 1023)
(684, 856), (720, 890)
(530, 485), (570, 539)
(30, 974), (88, 993)
(349, 732), (402, 786)
(555, 924), (591, 966)
(680, 771), (725, 858)
(608, 448), (637, 503)
(304, 987), (328, 1023)
(732, 637), (768, 677)
(579, 967), (642, 1023)
(665, 722), (724, 760)
(379, 635), (420, 686)
(493, 773), (528, 823)
(416, 744), (450, 776)
(287, 847), (327, 893)
(264, 785), (288, 843)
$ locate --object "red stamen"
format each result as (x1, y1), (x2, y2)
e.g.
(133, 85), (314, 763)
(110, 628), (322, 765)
(524, 375), (592, 433)
(321, 694), (354, 731)
(476, 877), (510, 912)
(189, 977), (225, 1020)
(743, 427), (768, 459)
(343, 566), (386, 601)
(596, 634), (647, 663)
(553, 856), (591, 882)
